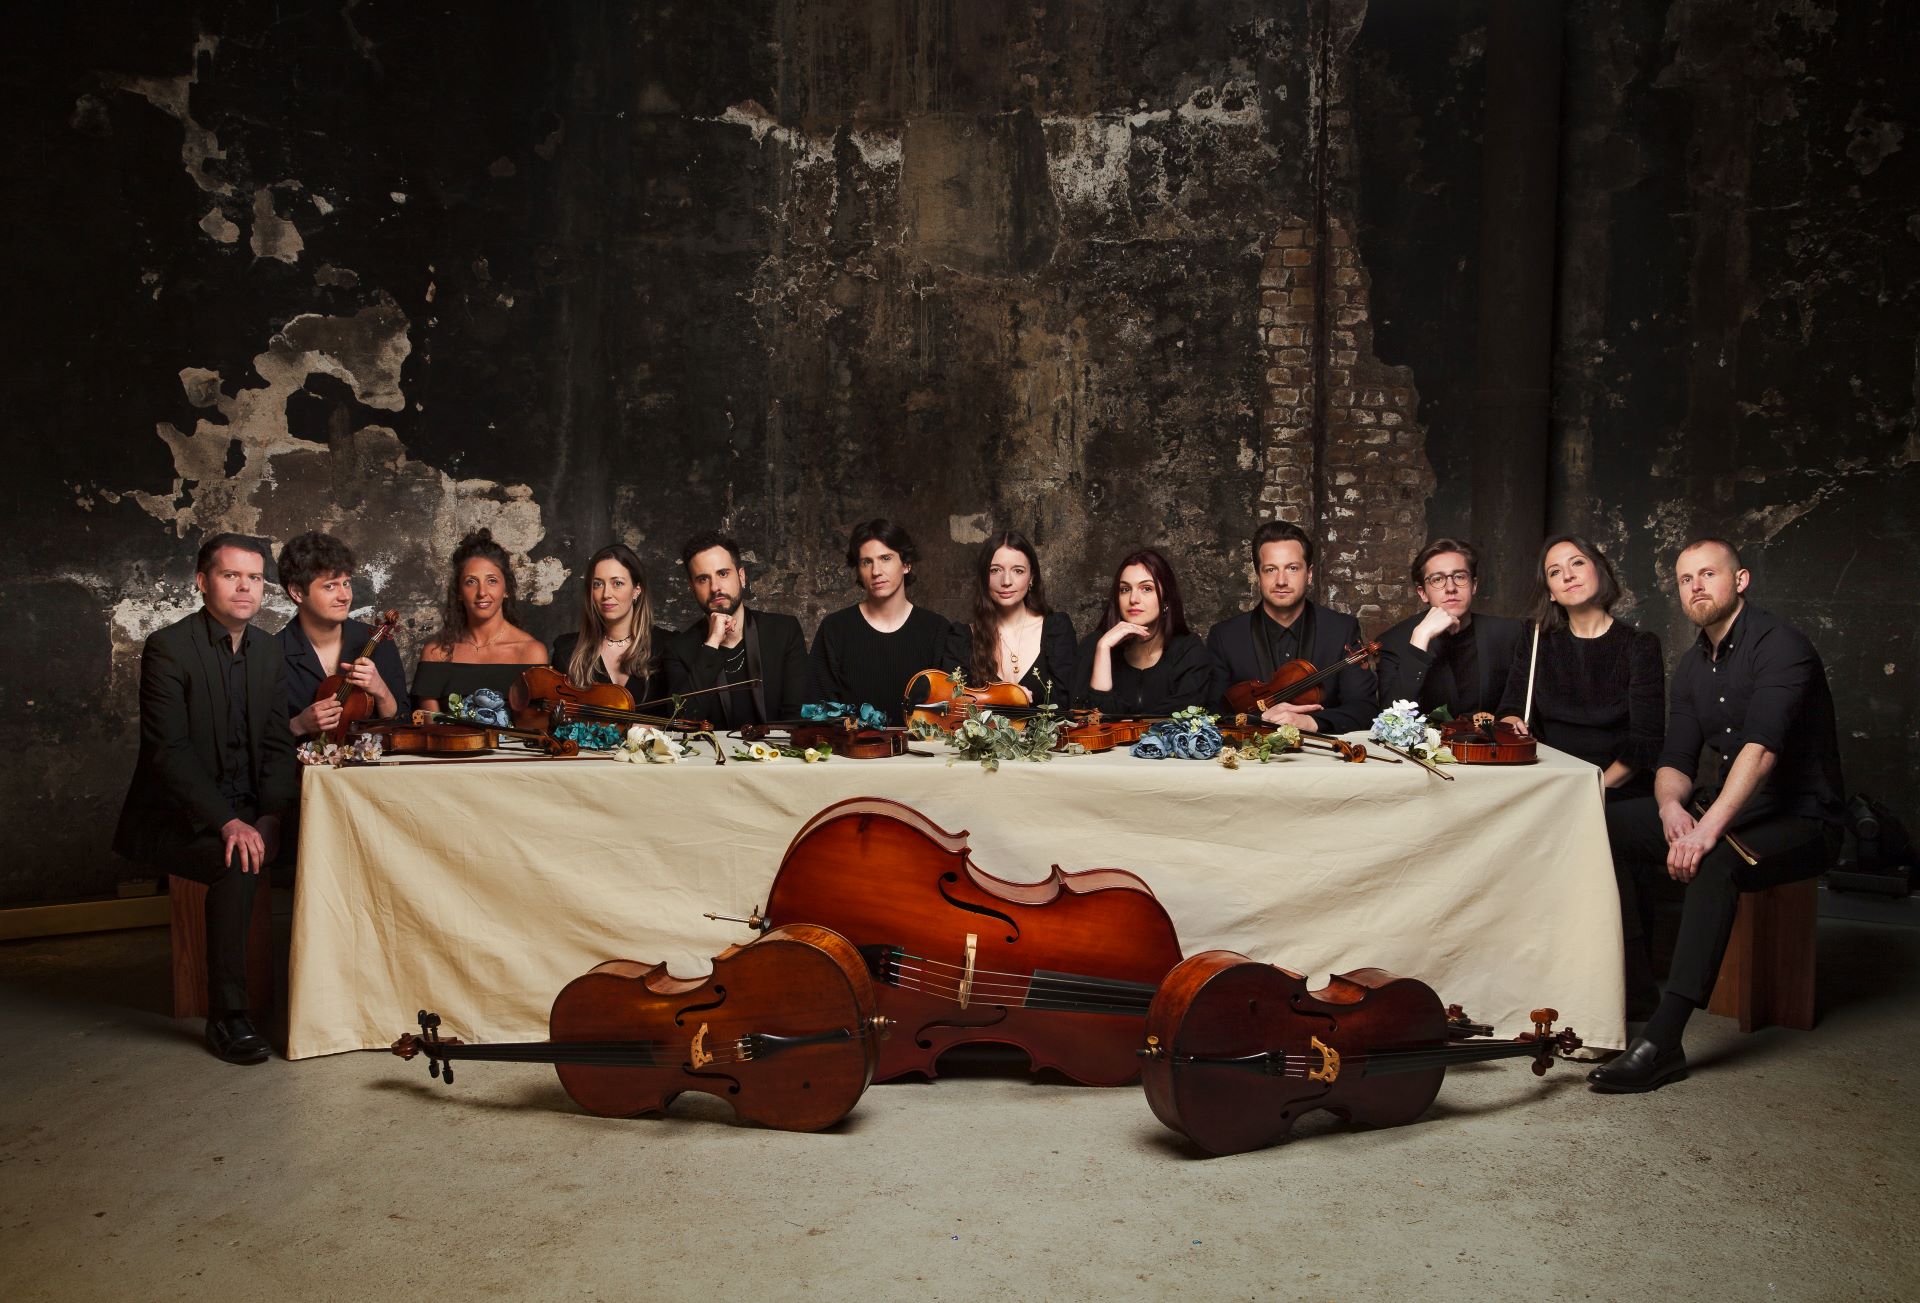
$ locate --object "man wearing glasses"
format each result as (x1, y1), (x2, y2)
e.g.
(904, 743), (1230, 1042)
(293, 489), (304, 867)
(1373, 538), (1525, 719)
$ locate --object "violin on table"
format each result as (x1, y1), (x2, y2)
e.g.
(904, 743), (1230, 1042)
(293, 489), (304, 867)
(391, 924), (888, 1132)
(1439, 712), (1538, 765)
(316, 609), (399, 743)
(728, 797), (1185, 1085)
(903, 668), (1050, 732)
(1140, 951), (1581, 1156)
(508, 666), (715, 735)
(737, 719), (914, 759)
(1222, 640), (1382, 718)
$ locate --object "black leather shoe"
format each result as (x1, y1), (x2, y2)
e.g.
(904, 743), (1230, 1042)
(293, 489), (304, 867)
(1586, 1036), (1686, 1093)
(205, 1014), (271, 1065)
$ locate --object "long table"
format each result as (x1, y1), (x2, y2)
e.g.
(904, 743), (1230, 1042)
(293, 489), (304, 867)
(287, 740), (1626, 1059)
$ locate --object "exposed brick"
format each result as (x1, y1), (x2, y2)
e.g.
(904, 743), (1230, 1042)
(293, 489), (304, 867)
(1290, 286), (1316, 306)
(1281, 247), (1313, 267)
(1272, 227), (1304, 247)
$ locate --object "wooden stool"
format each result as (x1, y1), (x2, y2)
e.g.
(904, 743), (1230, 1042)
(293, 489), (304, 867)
(1707, 877), (1817, 1032)
(169, 875), (274, 1019)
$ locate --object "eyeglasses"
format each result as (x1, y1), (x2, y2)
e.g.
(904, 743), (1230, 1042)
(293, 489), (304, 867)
(1421, 570), (1472, 590)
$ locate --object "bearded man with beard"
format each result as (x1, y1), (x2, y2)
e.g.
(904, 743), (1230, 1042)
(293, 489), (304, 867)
(662, 531), (809, 728)
(1589, 538), (1846, 1093)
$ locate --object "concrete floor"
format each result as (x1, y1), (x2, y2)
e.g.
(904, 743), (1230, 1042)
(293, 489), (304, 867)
(3, 904), (1917, 1303)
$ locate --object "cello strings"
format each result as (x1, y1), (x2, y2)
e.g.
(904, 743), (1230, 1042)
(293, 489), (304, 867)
(425, 1026), (885, 1071)
(886, 955), (1156, 1008)
(883, 964), (1153, 1012)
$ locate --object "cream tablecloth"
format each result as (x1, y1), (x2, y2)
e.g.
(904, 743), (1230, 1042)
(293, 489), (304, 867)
(288, 740), (1625, 1059)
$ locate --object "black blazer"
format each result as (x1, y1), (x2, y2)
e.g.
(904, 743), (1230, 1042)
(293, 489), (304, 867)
(1373, 610), (1526, 719)
(273, 615), (411, 726)
(662, 609), (810, 725)
(940, 611), (1079, 710)
(114, 611), (299, 863)
(1203, 602), (1378, 734)
(550, 632), (661, 706)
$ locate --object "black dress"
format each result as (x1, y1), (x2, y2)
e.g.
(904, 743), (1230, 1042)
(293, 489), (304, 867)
(806, 605), (954, 725)
(940, 611), (1079, 710)
(1497, 621), (1664, 799)
(1073, 631), (1225, 717)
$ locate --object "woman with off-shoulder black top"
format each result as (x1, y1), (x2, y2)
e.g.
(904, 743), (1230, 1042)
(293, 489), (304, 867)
(1074, 547), (1225, 717)
(939, 530), (1078, 710)
(1498, 534), (1664, 801)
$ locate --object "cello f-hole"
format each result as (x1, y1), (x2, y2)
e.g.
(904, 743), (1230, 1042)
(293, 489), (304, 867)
(675, 985), (728, 1025)
(937, 872), (1020, 943)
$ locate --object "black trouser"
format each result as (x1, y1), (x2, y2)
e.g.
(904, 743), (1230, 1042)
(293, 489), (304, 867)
(1604, 796), (1838, 1006)
(158, 804), (272, 1017)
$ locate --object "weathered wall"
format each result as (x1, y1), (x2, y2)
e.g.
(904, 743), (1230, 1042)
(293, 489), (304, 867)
(3, 1), (1913, 905)
(1549, 0), (1919, 810)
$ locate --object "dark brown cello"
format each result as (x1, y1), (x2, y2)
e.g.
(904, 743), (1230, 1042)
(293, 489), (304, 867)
(1139, 951), (1582, 1156)
(390, 924), (887, 1132)
(737, 798), (1184, 1085)
(1222, 640), (1382, 717)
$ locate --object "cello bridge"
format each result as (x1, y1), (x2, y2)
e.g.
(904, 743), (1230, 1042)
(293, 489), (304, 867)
(1307, 1035), (1340, 1083)
(690, 1021), (713, 1069)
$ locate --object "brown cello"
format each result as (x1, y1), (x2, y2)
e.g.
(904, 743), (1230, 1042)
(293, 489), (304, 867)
(317, 609), (400, 742)
(1222, 640), (1382, 717)
(390, 924), (887, 1132)
(1139, 951), (1582, 1156)
(738, 797), (1184, 1085)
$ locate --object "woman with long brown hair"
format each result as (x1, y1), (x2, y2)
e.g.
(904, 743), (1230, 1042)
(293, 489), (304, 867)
(1074, 547), (1224, 717)
(412, 528), (549, 715)
(550, 543), (659, 702)
(940, 530), (1078, 708)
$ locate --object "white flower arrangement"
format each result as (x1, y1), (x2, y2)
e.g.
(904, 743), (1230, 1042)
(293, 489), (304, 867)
(612, 724), (683, 764)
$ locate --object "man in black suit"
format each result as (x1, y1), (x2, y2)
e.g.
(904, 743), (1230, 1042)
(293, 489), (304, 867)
(1205, 520), (1377, 734)
(1373, 538), (1526, 719)
(114, 534), (298, 1064)
(662, 531), (809, 727)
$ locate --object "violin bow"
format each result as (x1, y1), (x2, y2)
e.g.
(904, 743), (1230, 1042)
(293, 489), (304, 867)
(1689, 799), (1760, 866)
(627, 679), (762, 712)
(1377, 740), (1454, 780)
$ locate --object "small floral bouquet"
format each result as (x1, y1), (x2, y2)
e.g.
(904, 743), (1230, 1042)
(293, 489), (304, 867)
(297, 733), (384, 767)
(1129, 706), (1226, 760)
(1369, 699), (1456, 765)
(446, 688), (511, 728)
(1216, 722), (1303, 769)
(730, 739), (832, 764)
(556, 721), (627, 750)
(801, 701), (891, 730)
(611, 724), (687, 764)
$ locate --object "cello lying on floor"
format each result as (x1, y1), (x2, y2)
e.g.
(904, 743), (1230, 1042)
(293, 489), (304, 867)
(1139, 951), (1582, 1156)
(744, 797), (1184, 1085)
(390, 924), (888, 1132)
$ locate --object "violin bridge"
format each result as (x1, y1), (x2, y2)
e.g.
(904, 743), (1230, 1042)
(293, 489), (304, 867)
(1307, 1034), (1340, 1083)
(958, 933), (978, 1009)
(689, 1021), (713, 1069)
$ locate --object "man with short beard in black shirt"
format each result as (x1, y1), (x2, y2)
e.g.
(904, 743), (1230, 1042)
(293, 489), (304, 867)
(1590, 538), (1844, 1093)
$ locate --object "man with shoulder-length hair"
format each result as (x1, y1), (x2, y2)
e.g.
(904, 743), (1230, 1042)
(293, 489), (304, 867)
(1373, 538), (1525, 720)
(114, 533), (298, 1065)
(1204, 519), (1376, 733)
(1590, 537), (1845, 1093)
(662, 530), (809, 727)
